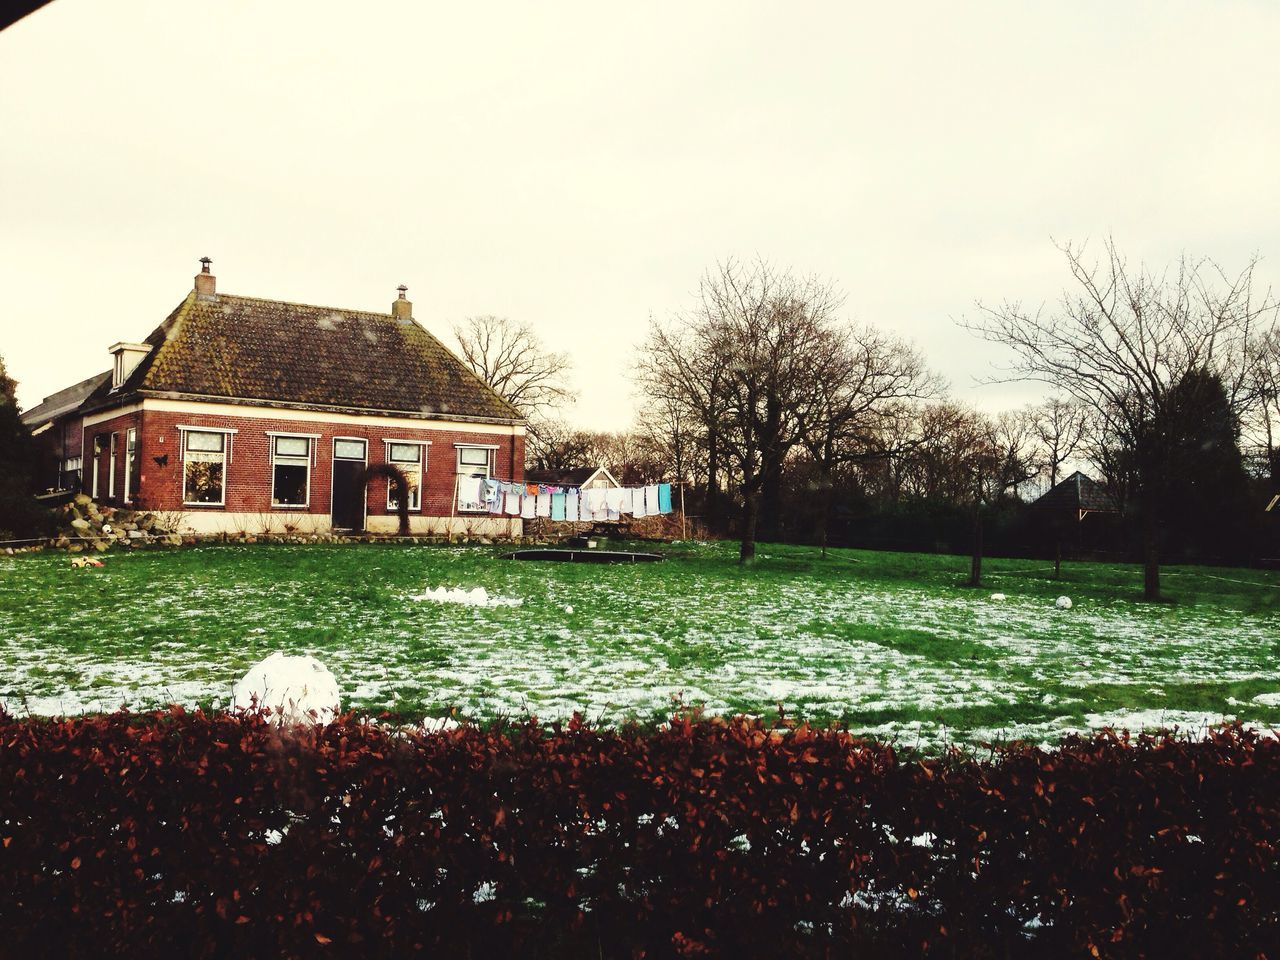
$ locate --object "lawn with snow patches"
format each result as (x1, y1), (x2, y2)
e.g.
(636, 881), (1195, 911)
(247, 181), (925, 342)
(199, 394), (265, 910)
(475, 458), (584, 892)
(1, 541), (1278, 746)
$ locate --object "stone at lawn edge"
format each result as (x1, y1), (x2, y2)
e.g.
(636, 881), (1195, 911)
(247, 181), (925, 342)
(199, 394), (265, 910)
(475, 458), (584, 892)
(70, 518), (91, 532)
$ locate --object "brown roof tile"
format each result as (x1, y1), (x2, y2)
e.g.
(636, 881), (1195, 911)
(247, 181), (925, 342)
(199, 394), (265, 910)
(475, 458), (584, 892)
(96, 292), (521, 422)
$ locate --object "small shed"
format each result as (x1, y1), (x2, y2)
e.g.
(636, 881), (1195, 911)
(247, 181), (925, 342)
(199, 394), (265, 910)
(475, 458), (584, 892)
(1031, 471), (1118, 521)
(525, 465), (620, 491)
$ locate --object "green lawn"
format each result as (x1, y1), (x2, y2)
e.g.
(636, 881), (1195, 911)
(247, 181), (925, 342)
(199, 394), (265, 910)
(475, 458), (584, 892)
(2, 541), (1279, 745)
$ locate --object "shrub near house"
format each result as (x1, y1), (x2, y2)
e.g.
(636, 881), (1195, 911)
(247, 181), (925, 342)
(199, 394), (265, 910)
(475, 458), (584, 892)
(19, 260), (526, 537)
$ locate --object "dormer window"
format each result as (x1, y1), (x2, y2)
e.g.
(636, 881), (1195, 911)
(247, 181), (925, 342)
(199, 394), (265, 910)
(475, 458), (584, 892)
(109, 342), (151, 389)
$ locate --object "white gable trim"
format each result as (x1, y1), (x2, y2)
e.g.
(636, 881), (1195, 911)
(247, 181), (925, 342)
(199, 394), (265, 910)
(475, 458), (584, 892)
(141, 398), (524, 437)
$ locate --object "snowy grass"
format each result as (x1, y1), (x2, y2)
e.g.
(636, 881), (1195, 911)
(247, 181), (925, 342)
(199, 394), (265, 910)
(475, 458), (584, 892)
(1, 541), (1278, 746)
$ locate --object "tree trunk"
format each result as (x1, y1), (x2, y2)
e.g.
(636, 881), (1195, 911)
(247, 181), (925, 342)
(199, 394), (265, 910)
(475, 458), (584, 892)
(968, 504), (983, 588)
(740, 493), (759, 564)
(705, 433), (721, 531)
(757, 457), (783, 543)
(819, 475), (832, 558)
(1053, 536), (1062, 580)
(1142, 514), (1161, 601)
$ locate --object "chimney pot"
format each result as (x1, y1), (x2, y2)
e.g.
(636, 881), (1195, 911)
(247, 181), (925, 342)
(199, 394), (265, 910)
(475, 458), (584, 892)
(194, 257), (217, 300)
(392, 285), (412, 322)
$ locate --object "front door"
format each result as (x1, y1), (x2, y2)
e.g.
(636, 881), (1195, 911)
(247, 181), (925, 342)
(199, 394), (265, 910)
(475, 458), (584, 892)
(331, 438), (367, 531)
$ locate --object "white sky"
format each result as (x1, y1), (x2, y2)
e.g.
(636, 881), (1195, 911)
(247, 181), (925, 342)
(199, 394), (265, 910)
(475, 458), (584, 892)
(3, 1), (1278, 428)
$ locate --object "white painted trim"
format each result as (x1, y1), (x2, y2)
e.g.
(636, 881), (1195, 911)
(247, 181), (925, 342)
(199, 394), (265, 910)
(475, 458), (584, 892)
(265, 431), (322, 438)
(142, 397), (524, 437)
(270, 435), (312, 509)
(108, 433), (117, 499)
(330, 436), (368, 532)
(384, 440), (424, 512)
(82, 403), (142, 430)
(177, 424), (239, 434)
(180, 428), (228, 507)
(123, 427), (136, 504)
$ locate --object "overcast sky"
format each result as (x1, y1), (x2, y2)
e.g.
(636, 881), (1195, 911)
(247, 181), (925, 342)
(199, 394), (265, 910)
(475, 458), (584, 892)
(3, 1), (1278, 428)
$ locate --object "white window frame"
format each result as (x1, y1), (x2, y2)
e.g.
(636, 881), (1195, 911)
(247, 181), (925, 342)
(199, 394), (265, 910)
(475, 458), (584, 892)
(91, 435), (102, 498)
(385, 440), (426, 512)
(123, 428), (136, 504)
(455, 443), (495, 513)
(108, 433), (118, 499)
(269, 434), (314, 508)
(180, 427), (235, 507)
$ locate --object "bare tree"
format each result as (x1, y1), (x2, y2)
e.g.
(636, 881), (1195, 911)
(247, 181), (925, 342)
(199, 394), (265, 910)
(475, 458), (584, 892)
(1029, 395), (1089, 490)
(965, 238), (1275, 599)
(795, 326), (941, 554)
(453, 315), (575, 419)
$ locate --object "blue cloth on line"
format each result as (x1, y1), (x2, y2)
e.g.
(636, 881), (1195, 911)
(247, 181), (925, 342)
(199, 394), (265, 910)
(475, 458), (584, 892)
(551, 491), (566, 521)
(658, 483), (673, 514)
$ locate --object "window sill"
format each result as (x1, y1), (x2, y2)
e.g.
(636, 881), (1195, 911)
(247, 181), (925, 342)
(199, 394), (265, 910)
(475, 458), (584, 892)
(183, 502), (226, 509)
(271, 504), (311, 510)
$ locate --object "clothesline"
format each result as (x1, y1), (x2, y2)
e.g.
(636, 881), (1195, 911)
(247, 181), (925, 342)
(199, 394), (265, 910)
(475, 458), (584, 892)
(467, 478), (676, 522)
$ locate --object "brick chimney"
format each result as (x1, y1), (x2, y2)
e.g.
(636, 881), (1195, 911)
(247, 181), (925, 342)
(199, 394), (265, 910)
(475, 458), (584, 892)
(392, 284), (412, 323)
(194, 257), (217, 301)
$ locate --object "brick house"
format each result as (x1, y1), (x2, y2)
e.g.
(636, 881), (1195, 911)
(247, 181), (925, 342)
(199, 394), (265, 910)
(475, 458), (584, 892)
(21, 259), (524, 536)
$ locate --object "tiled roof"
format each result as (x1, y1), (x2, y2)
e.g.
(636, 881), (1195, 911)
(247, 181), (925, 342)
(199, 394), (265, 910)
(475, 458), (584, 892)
(1031, 471), (1118, 513)
(526, 467), (600, 486)
(19, 370), (110, 428)
(84, 291), (522, 423)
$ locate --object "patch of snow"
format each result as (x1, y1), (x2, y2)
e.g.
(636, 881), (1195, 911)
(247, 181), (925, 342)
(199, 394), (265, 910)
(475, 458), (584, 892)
(231, 652), (340, 725)
(420, 716), (460, 733)
(408, 585), (522, 608)
(989, 593), (1007, 601)
(1253, 692), (1280, 707)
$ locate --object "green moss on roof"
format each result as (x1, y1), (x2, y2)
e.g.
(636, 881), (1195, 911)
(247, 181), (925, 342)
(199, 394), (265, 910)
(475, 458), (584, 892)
(115, 292), (521, 422)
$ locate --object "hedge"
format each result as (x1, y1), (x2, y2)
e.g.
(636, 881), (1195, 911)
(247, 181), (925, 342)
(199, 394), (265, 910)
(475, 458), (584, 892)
(1, 709), (1276, 958)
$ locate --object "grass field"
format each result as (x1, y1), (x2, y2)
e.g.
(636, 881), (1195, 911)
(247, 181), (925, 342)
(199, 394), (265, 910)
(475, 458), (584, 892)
(2, 541), (1279, 745)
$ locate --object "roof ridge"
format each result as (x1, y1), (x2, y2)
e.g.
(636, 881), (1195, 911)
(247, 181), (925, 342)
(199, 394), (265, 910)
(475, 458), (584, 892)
(218, 291), (393, 319)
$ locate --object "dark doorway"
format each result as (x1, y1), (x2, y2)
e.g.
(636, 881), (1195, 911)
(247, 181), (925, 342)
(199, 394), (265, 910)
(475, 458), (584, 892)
(331, 438), (367, 531)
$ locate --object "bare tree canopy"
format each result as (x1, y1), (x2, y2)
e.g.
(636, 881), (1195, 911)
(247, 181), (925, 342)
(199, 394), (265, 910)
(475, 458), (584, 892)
(965, 238), (1278, 598)
(452, 314), (575, 419)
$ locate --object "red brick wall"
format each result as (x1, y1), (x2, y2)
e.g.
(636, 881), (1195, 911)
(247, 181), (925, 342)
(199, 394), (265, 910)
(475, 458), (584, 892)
(132, 408), (523, 520)
(83, 411), (142, 507)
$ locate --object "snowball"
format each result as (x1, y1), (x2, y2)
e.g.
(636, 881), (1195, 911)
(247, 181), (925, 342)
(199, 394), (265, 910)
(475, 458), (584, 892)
(989, 593), (1007, 601)
(231, 652), (340, 725)
(1055, 596), (1073, 610)
(408, 585), (522, 608)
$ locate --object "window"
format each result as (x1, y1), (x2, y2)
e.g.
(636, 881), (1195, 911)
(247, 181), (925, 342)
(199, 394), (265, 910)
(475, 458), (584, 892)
(455, 445), (492, 513)
(91, 436), (102, 498)
(108, 433), (118, 498)
(183, 430), (226, 504)
(272, 436), (311, 507)
(386, 442), (423, 511)
(61, 456), (82, 492)
(334, 438), (367, 461)
(123, 428), (137, 503)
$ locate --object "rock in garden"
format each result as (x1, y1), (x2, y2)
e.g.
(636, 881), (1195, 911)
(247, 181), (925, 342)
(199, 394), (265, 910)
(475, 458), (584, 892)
(70, 517), (91, 532)
(1055, 596), (1073, 610)
(231, 652), (340, 725)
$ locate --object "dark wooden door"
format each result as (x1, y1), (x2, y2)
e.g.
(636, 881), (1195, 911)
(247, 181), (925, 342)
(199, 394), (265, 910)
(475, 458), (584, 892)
(331, 451), (366, 531)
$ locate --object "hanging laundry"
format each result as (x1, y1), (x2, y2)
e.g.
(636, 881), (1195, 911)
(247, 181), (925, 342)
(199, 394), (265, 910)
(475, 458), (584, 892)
(585, 487), (607, 519)
(485, 479), (504, 514)
(631, 486), (648, 518)
(658, 482), (673, 514)
(458, 475), (483, 509)
(521, 492), (536, 519)
(536, 491), (552, 518)
(644, 484), (660, 515)
(565, 489), (580, 522)
(604, 487), (626, 521)
(505, 488), (521, 515)
(551, 491), (567, 521)
(526, 483), (540, 496)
